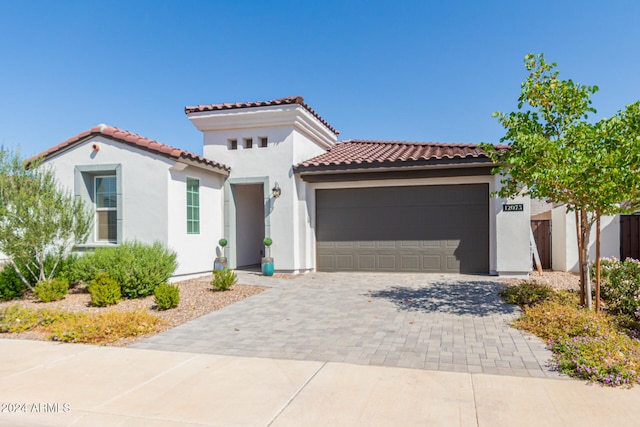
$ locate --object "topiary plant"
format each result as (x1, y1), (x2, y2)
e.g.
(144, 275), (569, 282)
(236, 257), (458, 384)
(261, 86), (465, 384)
(89, 272), (121, 307)
(263, 237), (273, 258)
(34, 278), (69, 302)
(154, 283), (180, 310)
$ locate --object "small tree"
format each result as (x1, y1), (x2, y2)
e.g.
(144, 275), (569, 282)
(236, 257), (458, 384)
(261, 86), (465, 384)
(0, 147), (91, 290)
(482, 53), (640, 309)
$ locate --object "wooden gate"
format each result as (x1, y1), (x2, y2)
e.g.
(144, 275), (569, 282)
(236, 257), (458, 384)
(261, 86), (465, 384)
(531, 220), (551, 269)
(621, 215), (640, 261)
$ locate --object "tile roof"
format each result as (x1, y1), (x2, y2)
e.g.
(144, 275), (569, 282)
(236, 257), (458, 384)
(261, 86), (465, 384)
(31, 124), (230, 173)
(295, 140), (505, 171)
(184, 96), (340, 136)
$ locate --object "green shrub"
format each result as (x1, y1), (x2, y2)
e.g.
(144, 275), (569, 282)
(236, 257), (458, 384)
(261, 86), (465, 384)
(0, 265), (27, 301)
(0, 254), (78, 299)
(211, 269), (237, 291)
(89, 272), (121, 307)
(499, 281), (555, 307)
(154, 283), (180, 310)
(69, 241), (178, 299)
(591, 257), (640, 318)
(33, 278), (69, 302)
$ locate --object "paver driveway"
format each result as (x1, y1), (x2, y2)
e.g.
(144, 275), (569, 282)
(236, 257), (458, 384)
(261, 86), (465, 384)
(131, 271), (561, 378)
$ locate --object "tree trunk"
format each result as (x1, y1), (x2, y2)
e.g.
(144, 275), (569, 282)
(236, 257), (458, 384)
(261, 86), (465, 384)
(595, 212), (601, 312)
(575, 209), (585, 306)
(8, 260), (34, 291)
(580, 210), (593, 310)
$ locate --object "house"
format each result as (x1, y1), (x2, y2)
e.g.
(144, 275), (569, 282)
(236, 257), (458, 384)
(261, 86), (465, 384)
(35, 96), (533, 279)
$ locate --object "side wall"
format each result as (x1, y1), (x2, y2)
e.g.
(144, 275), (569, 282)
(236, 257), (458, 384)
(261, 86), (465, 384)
(551, 206), (620, 272)
(167, 165), (225, 278)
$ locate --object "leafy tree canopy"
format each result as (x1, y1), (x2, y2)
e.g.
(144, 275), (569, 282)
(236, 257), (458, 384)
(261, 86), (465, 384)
(0, 147), (92, 290)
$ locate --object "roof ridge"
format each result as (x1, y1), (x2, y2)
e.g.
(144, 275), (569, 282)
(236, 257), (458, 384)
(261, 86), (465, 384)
(295, 139), (501, 171)
(29, 124), (230, 172)
(184, 96), (339, 136)
(343, 139), (482, 147)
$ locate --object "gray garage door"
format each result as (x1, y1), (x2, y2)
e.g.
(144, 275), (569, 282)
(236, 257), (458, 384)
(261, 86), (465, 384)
(316, 184), (489, 273)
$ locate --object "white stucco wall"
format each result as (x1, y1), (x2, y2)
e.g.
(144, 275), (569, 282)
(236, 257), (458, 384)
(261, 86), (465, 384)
(551, 205), (620, 272)
(190, 104), (336, 273)
(44, 136), (170, 246)
(495, 193), (531, 277)
(44, 135), (226, 278)
(166, 165), (225, 278)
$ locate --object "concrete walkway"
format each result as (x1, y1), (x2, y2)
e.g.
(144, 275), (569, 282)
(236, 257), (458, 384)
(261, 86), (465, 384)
(1, 339), (640, 426)
(133, 271), (558, 378)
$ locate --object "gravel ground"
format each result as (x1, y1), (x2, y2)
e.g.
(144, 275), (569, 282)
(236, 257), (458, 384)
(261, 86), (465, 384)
(501, 270), (581, 291)
(0, 275), (267, 346)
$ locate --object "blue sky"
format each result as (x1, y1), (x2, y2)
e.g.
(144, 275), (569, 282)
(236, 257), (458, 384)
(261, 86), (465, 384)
(1, 1), (638, 157)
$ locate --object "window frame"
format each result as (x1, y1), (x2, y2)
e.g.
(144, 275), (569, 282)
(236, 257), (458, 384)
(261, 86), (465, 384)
(94, 175), (117, 242)
(186, 177), (200, 235)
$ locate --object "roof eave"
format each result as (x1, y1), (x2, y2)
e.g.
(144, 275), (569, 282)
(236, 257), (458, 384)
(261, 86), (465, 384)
(294, 157), (496, 174)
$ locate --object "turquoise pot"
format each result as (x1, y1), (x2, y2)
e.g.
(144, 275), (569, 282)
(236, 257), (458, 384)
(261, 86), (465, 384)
(261, 258), (274, 276)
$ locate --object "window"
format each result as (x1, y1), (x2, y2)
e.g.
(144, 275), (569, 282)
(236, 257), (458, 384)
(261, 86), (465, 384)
(244, 138), (253, 149)
(260, 137), (268, 148)
(186, 177), (200, 234)
(95, 176), (117, 242)
(229, 139), (237, 150)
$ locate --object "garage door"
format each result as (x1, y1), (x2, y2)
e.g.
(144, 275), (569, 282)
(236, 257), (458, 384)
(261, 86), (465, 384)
(316, 184), (489, 273)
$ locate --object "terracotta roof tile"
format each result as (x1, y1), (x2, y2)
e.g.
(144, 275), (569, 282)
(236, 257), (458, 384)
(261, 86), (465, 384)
(30, 124), (230, 173)
(185, 96), (340, 136)
(295, 140), (505, 171)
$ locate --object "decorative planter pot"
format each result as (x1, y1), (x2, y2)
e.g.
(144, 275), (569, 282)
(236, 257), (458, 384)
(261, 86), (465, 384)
(213, 257), (228, 271)
(261, 257), (274, 276)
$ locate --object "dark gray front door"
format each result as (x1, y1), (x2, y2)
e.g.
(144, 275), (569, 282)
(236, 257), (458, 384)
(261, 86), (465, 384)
(316, 184), (489, 273)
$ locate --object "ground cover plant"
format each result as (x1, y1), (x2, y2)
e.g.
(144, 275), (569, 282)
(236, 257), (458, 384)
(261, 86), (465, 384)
(0, 304), (163, 344)
(498, 280), (555, 307)
(502, 282), (640, 387)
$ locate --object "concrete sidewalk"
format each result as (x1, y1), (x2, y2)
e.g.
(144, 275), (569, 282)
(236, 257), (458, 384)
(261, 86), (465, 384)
(1, 339), (639, 426)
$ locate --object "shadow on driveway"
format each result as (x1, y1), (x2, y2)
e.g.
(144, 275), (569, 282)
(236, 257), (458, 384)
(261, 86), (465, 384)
(368, 280), (518, 317)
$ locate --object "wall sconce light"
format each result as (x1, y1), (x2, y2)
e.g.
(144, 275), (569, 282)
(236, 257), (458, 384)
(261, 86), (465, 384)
(272, 182), (281, 198)
(92, 144), (100, 151)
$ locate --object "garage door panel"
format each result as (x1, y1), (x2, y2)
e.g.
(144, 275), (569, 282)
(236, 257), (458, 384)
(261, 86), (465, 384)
(358, 255), (377, 270)
(316, 184), (488, 273)
(336, 255), (354, 269)
(423, 255), (442, 271)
